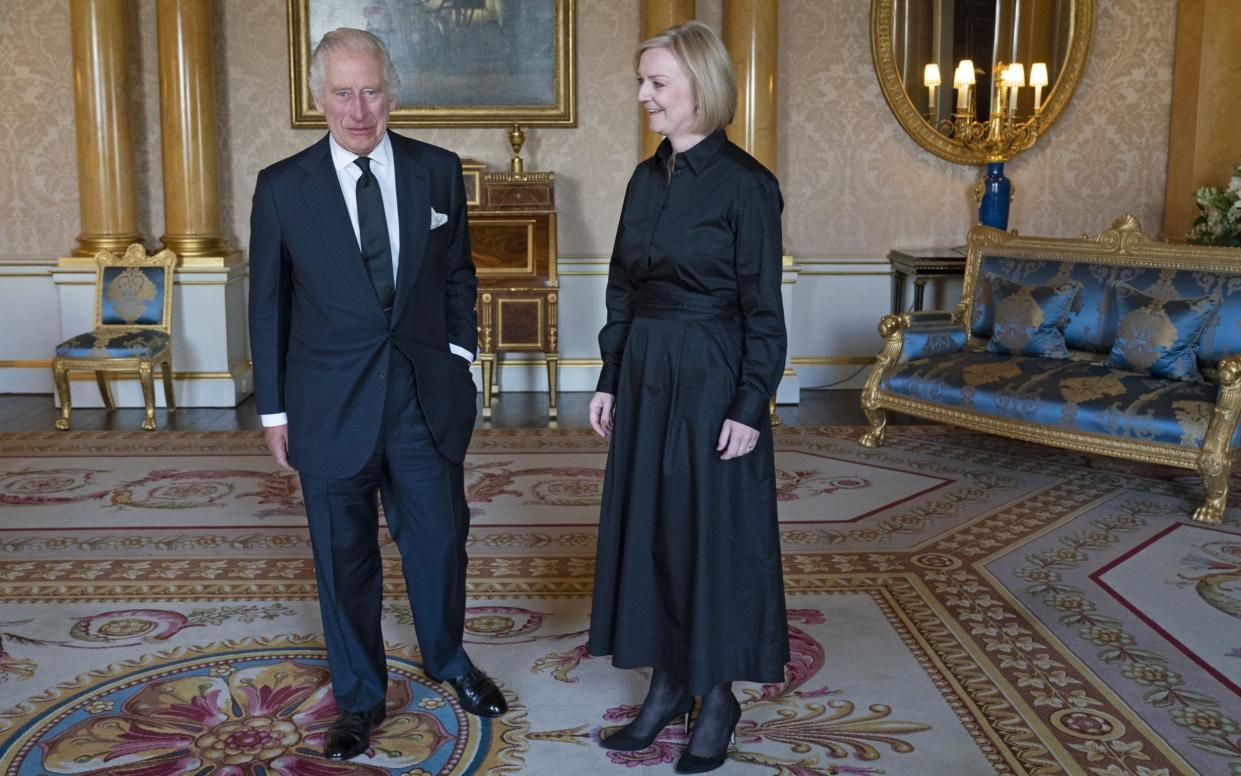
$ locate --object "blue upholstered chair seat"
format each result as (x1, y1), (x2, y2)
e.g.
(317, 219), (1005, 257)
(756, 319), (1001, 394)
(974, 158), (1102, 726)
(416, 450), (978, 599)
(881, 351), (1239, 450)
(55, 329), (171, 359)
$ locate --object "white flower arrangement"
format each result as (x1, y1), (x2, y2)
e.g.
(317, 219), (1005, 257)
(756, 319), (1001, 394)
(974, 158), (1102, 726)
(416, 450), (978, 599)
(1189, 162), (1241, 247)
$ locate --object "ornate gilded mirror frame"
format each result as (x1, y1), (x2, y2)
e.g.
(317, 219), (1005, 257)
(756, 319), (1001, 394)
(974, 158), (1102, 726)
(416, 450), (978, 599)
(871, 0), (1094, 165)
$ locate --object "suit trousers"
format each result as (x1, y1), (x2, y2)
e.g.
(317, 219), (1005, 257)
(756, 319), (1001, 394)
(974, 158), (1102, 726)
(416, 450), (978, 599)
(298, 346), (471, 712)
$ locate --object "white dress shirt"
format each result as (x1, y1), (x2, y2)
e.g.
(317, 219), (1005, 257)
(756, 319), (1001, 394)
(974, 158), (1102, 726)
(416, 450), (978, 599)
(261, 134), (473, 428)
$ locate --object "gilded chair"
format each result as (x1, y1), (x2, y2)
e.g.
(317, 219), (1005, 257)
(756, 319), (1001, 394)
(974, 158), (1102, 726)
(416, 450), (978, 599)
(52, 244), (177, 431)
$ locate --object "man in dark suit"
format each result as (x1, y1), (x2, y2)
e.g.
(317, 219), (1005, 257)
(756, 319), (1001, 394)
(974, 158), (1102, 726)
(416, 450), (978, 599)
(248, 27), (506, 762)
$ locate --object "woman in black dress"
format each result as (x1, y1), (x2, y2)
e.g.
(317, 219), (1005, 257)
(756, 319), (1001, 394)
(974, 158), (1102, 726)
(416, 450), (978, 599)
(587, 20), (789, 774)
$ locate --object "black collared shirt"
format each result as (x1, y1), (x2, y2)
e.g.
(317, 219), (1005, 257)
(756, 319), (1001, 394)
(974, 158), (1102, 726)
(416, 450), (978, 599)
(596, 130), (786, 428)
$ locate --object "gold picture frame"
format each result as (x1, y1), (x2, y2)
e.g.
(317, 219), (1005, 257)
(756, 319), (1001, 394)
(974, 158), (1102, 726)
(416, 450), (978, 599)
(288, 0), (576, 128)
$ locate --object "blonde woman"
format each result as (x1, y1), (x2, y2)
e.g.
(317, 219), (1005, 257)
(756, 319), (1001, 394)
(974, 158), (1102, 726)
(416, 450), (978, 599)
(587, 20), (789, 774)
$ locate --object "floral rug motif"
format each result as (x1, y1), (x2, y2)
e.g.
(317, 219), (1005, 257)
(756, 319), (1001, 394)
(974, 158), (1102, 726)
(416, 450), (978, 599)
(0, 427), (1238, 775)
(2, 640), (522, 776)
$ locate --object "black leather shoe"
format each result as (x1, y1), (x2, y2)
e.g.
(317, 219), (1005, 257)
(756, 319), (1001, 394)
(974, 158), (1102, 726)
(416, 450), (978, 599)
(442, 664), (507, 717)
(323, 704), (386, 761)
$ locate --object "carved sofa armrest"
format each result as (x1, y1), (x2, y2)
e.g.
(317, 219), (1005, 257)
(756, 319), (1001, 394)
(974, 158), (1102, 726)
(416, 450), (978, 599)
(858, 311), (966, 447)
(870, 310), (967, 365)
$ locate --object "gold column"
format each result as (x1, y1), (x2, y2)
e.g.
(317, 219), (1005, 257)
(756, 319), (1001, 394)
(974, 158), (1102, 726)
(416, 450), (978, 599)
(156, 0), (234, 262)
(724, 1), (786, 421)
(67, 0), (142, 258)
(640, 0), (696, 159)
(723, 0), (778, 172)
(1163, 0), (1241, 241)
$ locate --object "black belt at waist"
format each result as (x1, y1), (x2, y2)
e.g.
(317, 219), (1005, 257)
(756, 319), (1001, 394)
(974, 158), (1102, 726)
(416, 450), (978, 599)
(633, 292), (741, 321)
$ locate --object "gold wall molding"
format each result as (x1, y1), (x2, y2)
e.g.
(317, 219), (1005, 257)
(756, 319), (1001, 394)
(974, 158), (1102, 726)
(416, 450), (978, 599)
(797, 270), (891, 277)
(176, 276), (246, 286)
(0, 259), (57, 266)
(72, 371), (239, 382)
(797, 258), (890, 265)
(483, 358), (603, 369)
(473, 357), (871, 369)
(792, 356), (876, 366)
(0, 360), (245, 382)
(0, 360), (53, 369)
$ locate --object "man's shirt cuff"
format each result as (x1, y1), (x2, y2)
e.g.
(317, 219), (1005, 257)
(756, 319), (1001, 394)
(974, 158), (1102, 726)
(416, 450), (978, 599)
(264, 346), (470, 428)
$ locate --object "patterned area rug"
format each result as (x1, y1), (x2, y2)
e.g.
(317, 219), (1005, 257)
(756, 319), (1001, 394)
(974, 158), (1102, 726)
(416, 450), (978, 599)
(0, 427), (1238, 776)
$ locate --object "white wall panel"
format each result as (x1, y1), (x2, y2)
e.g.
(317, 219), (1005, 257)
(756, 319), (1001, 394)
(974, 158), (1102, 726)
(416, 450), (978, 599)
(0, 262), (60, 393)
(4, 254), (972, 404)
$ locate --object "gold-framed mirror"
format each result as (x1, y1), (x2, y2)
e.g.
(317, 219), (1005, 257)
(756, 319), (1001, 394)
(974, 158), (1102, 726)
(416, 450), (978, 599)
(872, 0), (1095, 165)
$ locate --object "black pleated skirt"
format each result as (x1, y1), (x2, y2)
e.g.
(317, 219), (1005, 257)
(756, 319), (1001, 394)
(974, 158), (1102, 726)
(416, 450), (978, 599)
(587, 315), (790, 693)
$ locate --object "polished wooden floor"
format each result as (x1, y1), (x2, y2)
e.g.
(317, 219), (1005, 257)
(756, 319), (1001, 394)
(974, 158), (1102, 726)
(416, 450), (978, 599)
(0, 390), (932, 433)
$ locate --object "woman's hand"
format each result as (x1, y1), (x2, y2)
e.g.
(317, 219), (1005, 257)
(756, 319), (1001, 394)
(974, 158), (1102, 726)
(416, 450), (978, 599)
(717, 419), (759, 460)
(589, 392), (616, 439)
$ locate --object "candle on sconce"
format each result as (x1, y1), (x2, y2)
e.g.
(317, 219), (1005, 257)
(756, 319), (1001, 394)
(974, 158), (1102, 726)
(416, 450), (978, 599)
(953, 59), (975, 112)
(924, 63), (941, 114)
(1007, 63), (1025, 114)
(1030, 62), (1049, 112)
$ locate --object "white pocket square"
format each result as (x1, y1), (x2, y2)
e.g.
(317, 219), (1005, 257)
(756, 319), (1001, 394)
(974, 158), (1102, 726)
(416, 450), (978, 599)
(430, 207), (448, 229)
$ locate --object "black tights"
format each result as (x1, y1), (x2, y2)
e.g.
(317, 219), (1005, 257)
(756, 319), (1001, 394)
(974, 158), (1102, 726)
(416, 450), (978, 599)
(619, 668), (691, 741)
(686, 681), (737, 757)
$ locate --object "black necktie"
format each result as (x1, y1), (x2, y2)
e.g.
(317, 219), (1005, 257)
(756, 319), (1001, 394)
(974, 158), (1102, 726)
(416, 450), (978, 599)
(354, 157), (395, 312)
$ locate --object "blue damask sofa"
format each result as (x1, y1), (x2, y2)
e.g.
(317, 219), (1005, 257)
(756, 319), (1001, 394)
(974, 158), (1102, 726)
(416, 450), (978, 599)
(859, 215), (1241, 524)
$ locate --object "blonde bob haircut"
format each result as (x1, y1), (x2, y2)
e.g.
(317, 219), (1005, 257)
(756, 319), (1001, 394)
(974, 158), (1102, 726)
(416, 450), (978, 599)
(636, 20), (737, 134)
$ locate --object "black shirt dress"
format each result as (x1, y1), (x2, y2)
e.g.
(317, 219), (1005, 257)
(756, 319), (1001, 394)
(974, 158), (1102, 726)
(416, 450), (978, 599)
(587, 129), (790, 693)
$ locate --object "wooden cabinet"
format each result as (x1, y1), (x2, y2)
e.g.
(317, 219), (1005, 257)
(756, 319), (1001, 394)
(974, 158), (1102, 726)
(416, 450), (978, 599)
(464, 161), (558, 418)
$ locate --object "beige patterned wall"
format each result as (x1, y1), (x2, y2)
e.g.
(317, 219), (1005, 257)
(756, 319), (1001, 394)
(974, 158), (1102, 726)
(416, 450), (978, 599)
(0, 1), (77, 257)
(0, 0), (1175, 262)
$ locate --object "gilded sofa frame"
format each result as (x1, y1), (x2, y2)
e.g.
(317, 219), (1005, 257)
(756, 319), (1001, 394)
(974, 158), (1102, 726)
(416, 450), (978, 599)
(52, 244), (178, 431)
(859, 215), (1241, 524)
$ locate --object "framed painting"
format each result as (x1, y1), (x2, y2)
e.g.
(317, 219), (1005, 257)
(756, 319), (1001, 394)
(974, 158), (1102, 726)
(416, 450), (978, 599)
(288, 0), (576, 127)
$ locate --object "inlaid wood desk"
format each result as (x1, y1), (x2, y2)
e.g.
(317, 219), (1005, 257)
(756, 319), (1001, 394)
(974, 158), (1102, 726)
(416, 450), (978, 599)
(463, 161), (559, 418)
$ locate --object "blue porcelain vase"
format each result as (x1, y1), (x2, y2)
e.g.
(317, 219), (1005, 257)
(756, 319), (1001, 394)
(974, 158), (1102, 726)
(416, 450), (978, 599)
(977, 162), (1011, 230)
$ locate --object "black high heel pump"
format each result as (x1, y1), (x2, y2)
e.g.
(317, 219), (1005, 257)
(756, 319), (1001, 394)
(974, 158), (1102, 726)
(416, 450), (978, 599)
(600, 693), (694, 751)
(674, 695), (741, 773)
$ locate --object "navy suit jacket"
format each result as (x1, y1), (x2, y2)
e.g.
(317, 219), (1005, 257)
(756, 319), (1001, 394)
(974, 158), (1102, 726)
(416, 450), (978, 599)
(248, 132), (478, 476)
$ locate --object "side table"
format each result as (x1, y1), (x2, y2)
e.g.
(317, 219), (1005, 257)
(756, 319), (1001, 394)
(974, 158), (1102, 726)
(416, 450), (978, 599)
(887, 247), (967, 315)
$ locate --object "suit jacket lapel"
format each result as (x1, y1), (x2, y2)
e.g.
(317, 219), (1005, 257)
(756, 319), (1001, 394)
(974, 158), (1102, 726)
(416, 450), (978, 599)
(392, 134), (430, 320)
(298, 138), (386, 320)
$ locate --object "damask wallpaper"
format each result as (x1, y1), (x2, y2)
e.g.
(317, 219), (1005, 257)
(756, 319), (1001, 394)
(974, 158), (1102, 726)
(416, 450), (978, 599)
(0, 0), (1176, 262)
